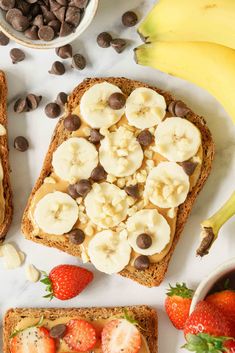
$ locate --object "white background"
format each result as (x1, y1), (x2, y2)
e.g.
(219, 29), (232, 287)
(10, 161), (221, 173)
(0, 0), (235, 352)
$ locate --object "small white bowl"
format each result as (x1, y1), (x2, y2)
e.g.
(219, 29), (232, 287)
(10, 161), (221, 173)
(0, 0), (99, 49)
(190, 258), (235, 314)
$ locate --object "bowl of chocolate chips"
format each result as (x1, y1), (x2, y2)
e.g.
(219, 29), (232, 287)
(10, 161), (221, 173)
(0, 0), (99, 49)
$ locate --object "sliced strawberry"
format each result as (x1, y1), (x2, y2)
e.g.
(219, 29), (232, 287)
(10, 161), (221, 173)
(10, 326), (56, 353)
(101, 319), (142, 353)
(63, 319), (97, 352)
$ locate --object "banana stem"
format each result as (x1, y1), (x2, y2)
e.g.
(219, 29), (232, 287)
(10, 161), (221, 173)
(196, 191), (235, 257)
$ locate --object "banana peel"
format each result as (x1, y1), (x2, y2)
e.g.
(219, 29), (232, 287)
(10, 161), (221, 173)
(135, 41), (235, 123)
(196, 191), (235, 257)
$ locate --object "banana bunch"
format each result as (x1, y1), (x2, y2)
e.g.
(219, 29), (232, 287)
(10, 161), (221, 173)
(136, 0), (235, 123)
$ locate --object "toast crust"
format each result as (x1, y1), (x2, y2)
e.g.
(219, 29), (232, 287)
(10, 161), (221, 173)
(3, 305), (158, 353)
(21, 77), (214, 287)
(0, 71), (13, 242)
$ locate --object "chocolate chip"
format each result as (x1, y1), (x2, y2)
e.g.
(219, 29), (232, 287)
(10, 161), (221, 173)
(10, 48), (25, 64)
(56, 92), (68, 106)
(45, 102), (61, 118)
(71, 0), (88, 8)
(67, 184), (80, 199)
(111, 38), (126, 53)
(63, 114), (81, 131)
(180, 160), (198, 176)
(97, 32), (112, 48)
(38, 25), (55, 41)
(89, 129), (104, 144)
(26, 0), (37, 4)
(14, 98), (28, 113)
(0, 0), (15, 11)
(68, 229), (85, 245)
(14, 136), (29, 151)
(30, 3), (40, 17)
(32, 14), (44, 28)
(41, 5), (56, 23)
(124, 184), (139, 199)
(108, 92), (126, 110)
(56, 44), (72, 59)
(48, 20), (61, 33)
(75, 179), (92, 196)
(48, 61), (65, 75)
(49, 324), (67, 339)
(27, 94), (42, 110)
(72, 54), (86, 70)
(11, 15), (30, 32)
(168, 100), (190, 117)
(134, 255), (150, 270)
(54, 6), (66, 22)
(136, 233), (152, 249)
(122, 11), (138, 27)
(59, 21), (73, 37)
(57, 0), (68, 5)
(6, 8), (22, 24)
(48, 0), (61, 12)
(137, 130), (153, 147)
(24, 26), (39, 40)
(90, 165), (107, 182)
(65, 6), (81, 27)
(0, 31), (9, 46)
(16, 0), (30, 15)
(167, 101), (176, 116)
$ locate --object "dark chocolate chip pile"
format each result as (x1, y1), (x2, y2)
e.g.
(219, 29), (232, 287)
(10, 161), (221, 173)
(14, 93), (42, 113)
(0, 0), (90, 42)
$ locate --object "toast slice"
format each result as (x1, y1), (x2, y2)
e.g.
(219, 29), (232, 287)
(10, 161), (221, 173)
(22, 77), (214, 287)
(3, 305), (158, 353)
(0, 71), (13, 242)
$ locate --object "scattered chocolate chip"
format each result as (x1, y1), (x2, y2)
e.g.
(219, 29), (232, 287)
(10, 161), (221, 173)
(75, 179), (92, 196)
(56, 44), (72, 59)
(137, 130), (153, 147)
(180, 160), (198, 176)
(89, 129), (104, 144)
(134, 255), (150, 270)
(10, 48), (25, 64)
(90, 165), (107, 182)
(71, 53), (86, 70)
(14, 136), (29, 151)
(97, 32), (112, 48)
(68, 229), (85, 245)
(122, 11), (138, 27)
(0, 0), (15, 11)
(136, 233), (152, 249)
(124, 184), (139, 199)
(56, 92), (68, 106)
(24, 25), (39, 40)
(48, 61), (65, 75)
(14, 98), (29, 113)
(63, 114), (81, 131)
(65, 6), (81, 27)
(11, 15), (30, 32)
(67, 184), (80, 199)
(45, 102), (61, 118)
(49, 324), (67, 339)
(168, 100), (190, 117)
(27, 94), (42, 110)
(59, 21), (73, 37)
(0, 31), (9, 46)
(108, 92), (126, 110)
(111, 38), (126, 53)
(38, 25), (55, 41)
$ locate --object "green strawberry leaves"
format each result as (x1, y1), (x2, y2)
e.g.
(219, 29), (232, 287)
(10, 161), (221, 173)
(40, 271), (54, 300)
(183, 333), (233, 353)
(10, 316), (44, 339)
(167, 283), (194, 299)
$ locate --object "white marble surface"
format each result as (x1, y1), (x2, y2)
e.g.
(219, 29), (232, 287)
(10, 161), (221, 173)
(0, 0), (235, 352)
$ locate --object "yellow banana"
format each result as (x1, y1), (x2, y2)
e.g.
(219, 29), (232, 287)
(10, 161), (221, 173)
(138, 0), (235, 50)
(135, 41), (235, 123)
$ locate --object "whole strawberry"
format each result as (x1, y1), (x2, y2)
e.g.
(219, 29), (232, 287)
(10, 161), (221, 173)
(165, 282), (194, 330)
(183, 333), (235, 353)
(41, 265), (93, 300)
(184, 301), (234, 338)
(206, 290), (235, 323)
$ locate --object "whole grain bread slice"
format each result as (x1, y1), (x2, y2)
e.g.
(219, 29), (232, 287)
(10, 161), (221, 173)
(0, 71), (13, 242)
(21, 77), (214, 287)
(3, 305), (158, 353)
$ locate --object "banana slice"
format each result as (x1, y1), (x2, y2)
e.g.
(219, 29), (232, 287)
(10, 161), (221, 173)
(145, 162), (190, 208)
(155, 117), (201, 162)
(80, 82), (125, 128)
(99, 126), (143, 177)
(88, 230), (131, 274)
(127, 209), (171, 255)
(52, 137), (98, 183)
(125, 87), (166, 129)
(85, 182), (128, 228)
(34, 191), (79, 235)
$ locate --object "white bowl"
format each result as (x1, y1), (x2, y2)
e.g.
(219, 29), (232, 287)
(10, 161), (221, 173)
(190, 258), (235, 314)
(0, 0), (99, 49)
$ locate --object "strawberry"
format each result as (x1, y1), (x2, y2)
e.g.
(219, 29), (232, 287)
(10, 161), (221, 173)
(63, 319), (97, 352)
(206, 290), (235, 323)
(183, 333), (235, 353)
(101, 319), (141, 353)
(184, 301), (235, 338)
(10, 326), (55, 353)
(165, 282), (194, 330)
(41, 265), (93, 300)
